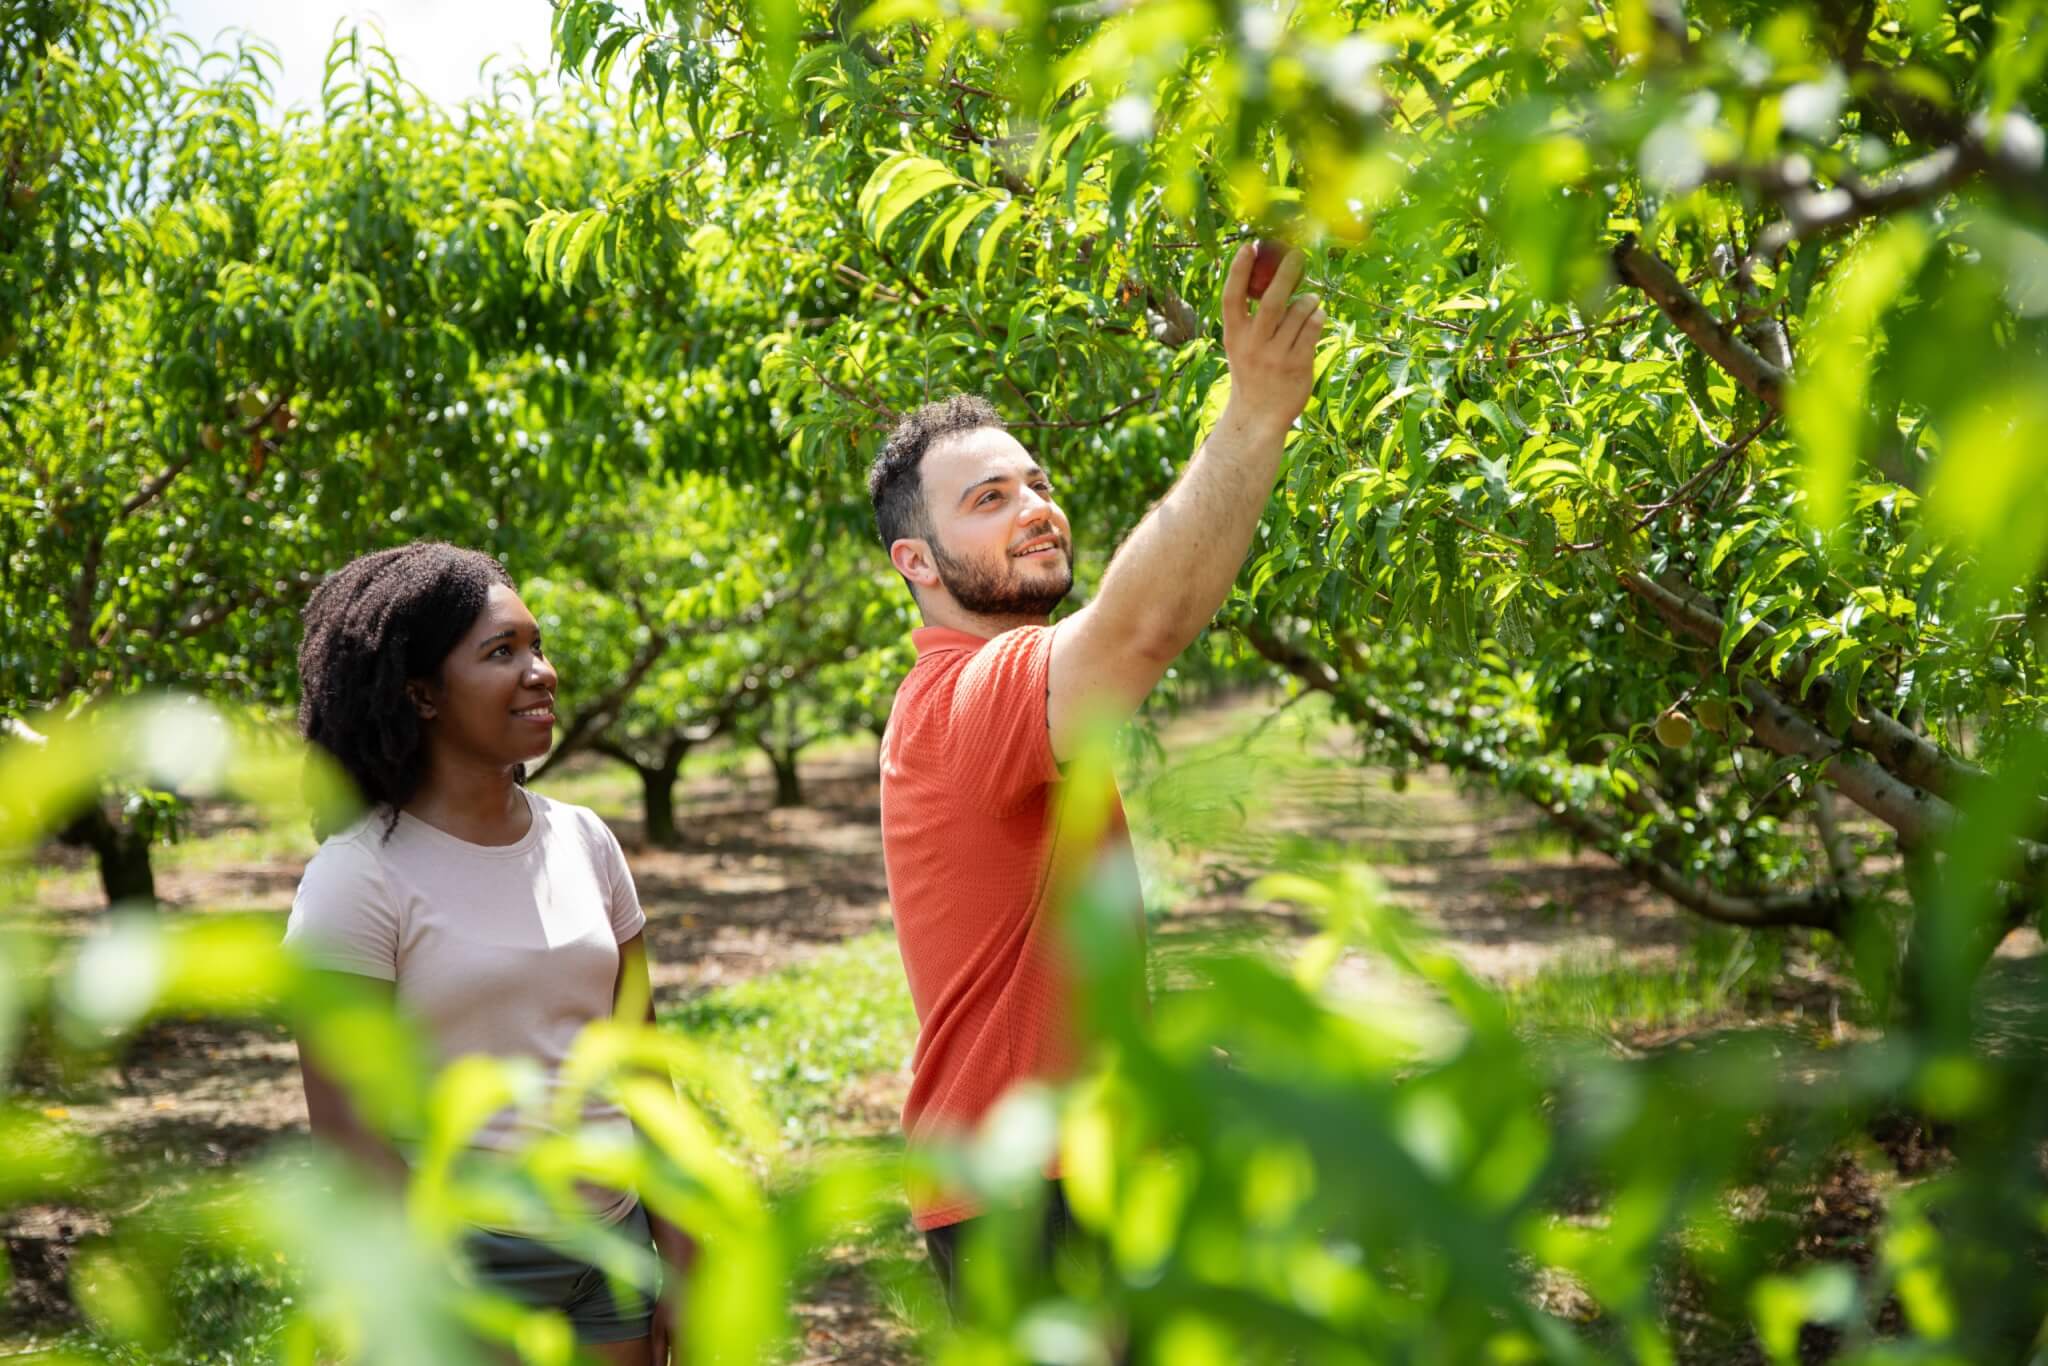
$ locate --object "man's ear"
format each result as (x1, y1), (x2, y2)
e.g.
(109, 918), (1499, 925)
(889, 537), (942, 592)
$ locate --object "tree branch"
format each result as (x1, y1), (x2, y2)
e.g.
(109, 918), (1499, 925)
(1618, 570), (2048, 873)
(531, 627), (671, 781)
(1730, 142), (1973, 282)
(1611, 235), (1789, 411)
(120, 451), (197, 519)
(1239, 619), (1845, 931)
(1563, 413), (1776, 552)
(1617, 570), (1985, 801)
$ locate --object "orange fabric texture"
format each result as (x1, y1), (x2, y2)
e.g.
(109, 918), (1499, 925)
(879, 624), (1136, 1230)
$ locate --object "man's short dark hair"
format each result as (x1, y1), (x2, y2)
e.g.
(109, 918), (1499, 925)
(867, 395), (1005, 549)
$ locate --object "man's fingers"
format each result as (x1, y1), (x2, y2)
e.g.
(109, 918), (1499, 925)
(1288, 300), (1326, 354)
(1273, 293), (1319, 349)
(1220, 242), (1253, 338)
(1254, 250), (1309, 340)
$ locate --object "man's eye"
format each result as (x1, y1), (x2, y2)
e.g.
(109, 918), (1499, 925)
(980, 492), (1000, 506)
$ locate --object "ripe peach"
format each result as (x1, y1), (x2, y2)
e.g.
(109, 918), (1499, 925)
(1248, 238), (1289, 300)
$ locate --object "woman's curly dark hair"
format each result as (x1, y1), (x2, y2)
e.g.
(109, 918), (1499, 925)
(298, 542), (517, 838)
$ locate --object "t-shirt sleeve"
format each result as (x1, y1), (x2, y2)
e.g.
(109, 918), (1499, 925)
(594, 815), (646, 943)
(282, 835), (400, 981)
(944, 625), (1060, 814)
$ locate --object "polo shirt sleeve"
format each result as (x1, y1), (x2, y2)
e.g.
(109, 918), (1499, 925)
(282, 833), (400, 981)
(944, 625), (1060, 814)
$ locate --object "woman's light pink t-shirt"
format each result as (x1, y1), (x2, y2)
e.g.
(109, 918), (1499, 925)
(283, 788), (645, 1221)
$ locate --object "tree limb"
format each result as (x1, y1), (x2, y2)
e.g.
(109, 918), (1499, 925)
(120, 450), (197, 519)
(1618, 570), (2048, 873)
(1240, 619), (1845, 931)
(1618, 570), (1986, 800)
(1730, 142), (1974, 282)
(531, 627), (671, 781)
(1611, 235), (1789, 411)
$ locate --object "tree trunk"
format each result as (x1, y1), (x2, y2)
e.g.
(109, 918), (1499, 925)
(638, 758), (685, 847)
(768, 749), (803, 807)
(58, 803), (158, 906)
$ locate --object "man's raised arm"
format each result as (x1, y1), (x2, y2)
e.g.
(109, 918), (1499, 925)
(1046, 242), (1324, 760)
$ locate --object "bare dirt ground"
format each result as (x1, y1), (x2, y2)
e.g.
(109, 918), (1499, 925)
(0, 702), (1890, 1360)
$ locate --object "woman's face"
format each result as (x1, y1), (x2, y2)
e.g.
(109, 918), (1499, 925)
(414, 583), (559, 771)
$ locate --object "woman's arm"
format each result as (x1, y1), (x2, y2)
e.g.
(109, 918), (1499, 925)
(294, 970), (410, 1187)
(617, 931), (698, 1364)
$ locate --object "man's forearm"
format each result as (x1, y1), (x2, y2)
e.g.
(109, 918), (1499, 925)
(1088, 398), (1291, 660)
(1044, 244), (1320, 756)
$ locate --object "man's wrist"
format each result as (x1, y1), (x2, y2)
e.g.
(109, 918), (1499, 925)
(1213, 394), (1296, 447)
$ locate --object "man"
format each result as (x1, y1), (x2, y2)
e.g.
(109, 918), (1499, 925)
(866, 242), (1323, 1306)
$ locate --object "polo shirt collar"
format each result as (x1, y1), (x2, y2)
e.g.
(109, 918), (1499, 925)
(912, 626), (992, 656)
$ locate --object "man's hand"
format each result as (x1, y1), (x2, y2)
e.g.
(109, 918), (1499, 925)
(1218, 241), (1324, 438)
(1044, 240), (1328, 759)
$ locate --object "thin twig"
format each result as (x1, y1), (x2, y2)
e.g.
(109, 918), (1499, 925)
(1562, 413), (1777, 552)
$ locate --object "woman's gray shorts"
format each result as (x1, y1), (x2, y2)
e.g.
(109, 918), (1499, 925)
(464, 1202), (659, 1345)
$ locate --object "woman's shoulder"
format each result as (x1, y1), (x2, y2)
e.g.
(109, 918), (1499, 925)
(527, 790), (621, 850)
(296, 814), (406, 893)
(304, 815), (383, 868)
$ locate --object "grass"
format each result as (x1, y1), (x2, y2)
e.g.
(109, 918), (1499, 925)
(1486, 824), (1582, 863)
(663, 930), (919, 1154)
(1502, 927), (1779, 1037)
(3, 1244), (296, 1366)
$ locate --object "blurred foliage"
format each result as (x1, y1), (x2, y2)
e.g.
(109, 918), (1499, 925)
(1, 699), (899, 1364)
(7, 688), (2046, 1363)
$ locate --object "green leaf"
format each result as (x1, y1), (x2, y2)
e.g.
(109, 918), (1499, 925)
(975, 201), (1025, 288)
(940, 193), (997, 269)
(1788, 219), (1930, 534)
(857, 154), (966, 244)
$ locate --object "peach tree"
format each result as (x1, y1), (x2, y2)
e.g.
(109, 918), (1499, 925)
(544, 0), (2048, 984)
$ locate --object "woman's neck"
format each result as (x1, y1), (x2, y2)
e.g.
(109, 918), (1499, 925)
(403, 753), (530, 846)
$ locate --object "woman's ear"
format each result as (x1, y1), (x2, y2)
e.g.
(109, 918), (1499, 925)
(406, 681), (438, 721)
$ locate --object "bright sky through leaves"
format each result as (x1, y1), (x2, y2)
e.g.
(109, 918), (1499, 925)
(165, 0), (558, 116)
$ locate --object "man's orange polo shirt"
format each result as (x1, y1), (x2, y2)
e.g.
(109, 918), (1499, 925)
(879, 623), (1139, 1230)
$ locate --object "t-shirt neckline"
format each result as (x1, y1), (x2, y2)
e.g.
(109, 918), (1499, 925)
(393, 787), (544, 857)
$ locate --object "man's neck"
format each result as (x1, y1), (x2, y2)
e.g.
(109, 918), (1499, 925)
(918, 599), (1050, 639)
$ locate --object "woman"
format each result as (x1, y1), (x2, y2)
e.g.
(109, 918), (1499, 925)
(284, 541), (688, 1364)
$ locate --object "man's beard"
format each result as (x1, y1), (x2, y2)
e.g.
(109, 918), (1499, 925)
(931, 534), (1074, 617)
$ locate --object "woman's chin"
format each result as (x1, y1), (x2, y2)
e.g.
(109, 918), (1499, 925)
(509, 736), (556, 766)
